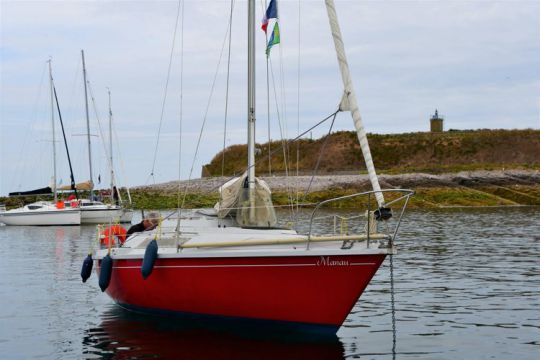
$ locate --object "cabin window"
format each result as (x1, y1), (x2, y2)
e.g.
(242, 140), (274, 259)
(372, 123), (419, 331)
(28, 205), (42, 210)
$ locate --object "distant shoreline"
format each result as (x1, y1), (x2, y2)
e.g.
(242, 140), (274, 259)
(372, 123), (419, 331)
(129, 169), (539, 209)
(2, 170), (539, 210)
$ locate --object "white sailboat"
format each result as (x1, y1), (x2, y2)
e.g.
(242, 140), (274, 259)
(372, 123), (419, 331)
(84, 0), (413, 333)
(74, 50), (133, 224)
(0, 201), (80, 226)
(0, 61), (81, 226)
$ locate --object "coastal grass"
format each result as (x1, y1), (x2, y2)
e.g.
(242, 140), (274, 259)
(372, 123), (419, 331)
(203, 129), (540, 176)
(129, 191), (219, 210)
(2, 185), (539, 211)
(125, 185), (540, 210)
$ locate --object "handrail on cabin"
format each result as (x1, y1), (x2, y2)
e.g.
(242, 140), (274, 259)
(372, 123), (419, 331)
(306, 189), (414, 250)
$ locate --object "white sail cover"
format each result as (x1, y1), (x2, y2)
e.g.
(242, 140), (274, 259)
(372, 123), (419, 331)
(214, 173), (277, 228)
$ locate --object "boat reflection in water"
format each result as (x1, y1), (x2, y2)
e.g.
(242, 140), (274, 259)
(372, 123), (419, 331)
(83, 306), (344, 359)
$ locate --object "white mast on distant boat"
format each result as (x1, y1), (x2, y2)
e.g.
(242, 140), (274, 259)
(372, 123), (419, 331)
(108, 89), (115, 205)
(48, 59), (58, 203)
(81, 50), (94, 199)
(105, 89), (131, 207)
(325, 0), (385, 208)
(247, 0), (256, 220)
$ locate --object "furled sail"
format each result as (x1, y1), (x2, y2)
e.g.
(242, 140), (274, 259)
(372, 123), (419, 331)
(325, 0), (385, 208)
(58, 180), (93, 191)
(214, 173), (277, 228)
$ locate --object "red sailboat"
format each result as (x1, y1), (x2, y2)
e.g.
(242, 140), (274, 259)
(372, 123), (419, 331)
(87, 0), (413, 334)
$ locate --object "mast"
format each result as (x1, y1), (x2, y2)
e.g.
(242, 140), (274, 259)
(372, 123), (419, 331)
(108, 89), (114, 205)
(324, 0), (385, 207)
(53, 82), (78, 199)
(247, 0), (256, 217)
(48, 60), (58, 203)
(81, 50), (94, 199)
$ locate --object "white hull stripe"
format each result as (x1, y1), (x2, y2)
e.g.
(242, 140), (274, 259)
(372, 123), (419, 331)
(108, 262), (376, 269)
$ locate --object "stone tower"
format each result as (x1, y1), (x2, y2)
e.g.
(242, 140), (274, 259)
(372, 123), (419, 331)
(430, 109), (444, 132)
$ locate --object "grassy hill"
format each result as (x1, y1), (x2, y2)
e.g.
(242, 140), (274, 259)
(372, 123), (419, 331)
(203, 129), (540, 176)
(2, 129), (539, 210)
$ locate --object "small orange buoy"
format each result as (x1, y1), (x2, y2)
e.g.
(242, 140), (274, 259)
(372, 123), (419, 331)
(56, 201), (65, 209)
(100, 225), (127, 246)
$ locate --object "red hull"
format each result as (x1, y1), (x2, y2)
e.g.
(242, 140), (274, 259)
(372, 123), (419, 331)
(98, 254), (385, 328)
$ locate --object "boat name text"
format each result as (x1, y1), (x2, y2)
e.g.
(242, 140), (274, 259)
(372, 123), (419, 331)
(317, 256), (349, 266)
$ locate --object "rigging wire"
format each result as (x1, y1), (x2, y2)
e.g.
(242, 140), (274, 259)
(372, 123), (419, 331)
(64, 57), (83, 180)
(276, 14), (292, 213)
(111, 103), (132, 204)
(221, 0), (235, 178)
(268, 57), (295, 219)
(86, 79), (122, 201)
(148, 0), (183, 184)
(390, 253), (397, 359)
(260, 0), (272, 176)
(175, 0), (185, 235)
(177, 3), (238, 215)
(214, 0), (236, 228)
(86, 81), (127, 204)
(209, 109), (339, 194)
(86, 82), (108, 161)
(302, 111), (338, 200)
(87, 81), (129, 204)
(10, 61), (48, 191)
(296, 0), (302, 214)
(277, 21), (289, 175)
(266, 12), (297, 222)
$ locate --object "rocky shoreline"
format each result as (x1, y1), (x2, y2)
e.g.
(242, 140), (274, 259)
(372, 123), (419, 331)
(134, 169), (540, 193)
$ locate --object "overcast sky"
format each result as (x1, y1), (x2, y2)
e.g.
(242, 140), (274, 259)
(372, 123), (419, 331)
(1, 0), (539, 196)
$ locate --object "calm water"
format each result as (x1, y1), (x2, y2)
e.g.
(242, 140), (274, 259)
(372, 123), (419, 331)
(0, 208), (539, 359)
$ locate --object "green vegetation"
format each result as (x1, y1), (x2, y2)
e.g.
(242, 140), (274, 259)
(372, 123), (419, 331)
(3, 185), (539, 210)
(124, 185), (540, 209)
(129, 191), (219, 210)
(203, 129), (540, 176)
(2, 130), (538, 211)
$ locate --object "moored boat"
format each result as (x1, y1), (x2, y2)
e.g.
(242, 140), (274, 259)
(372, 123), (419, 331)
(93, 187), (411, 333)
(71, 199), (133, 224)
(2, 60), (82, 226)
(86, 0), (414, 334)
(0, 201), (80, 226)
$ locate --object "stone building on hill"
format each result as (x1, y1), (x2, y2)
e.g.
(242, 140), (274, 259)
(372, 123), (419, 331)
(430, 109), (444, 132)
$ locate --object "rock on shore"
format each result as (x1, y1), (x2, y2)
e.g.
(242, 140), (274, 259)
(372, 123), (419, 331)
(133, 169), (540, 193)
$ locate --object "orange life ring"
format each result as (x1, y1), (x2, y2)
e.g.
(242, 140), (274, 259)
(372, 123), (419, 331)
(100, 225), (127, 246)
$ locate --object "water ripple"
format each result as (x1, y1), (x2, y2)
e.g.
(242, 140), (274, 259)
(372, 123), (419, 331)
(0, 207), (539, 359)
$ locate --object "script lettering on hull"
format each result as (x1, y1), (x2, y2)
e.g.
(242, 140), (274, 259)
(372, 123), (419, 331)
(317, 256), (350, 266)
